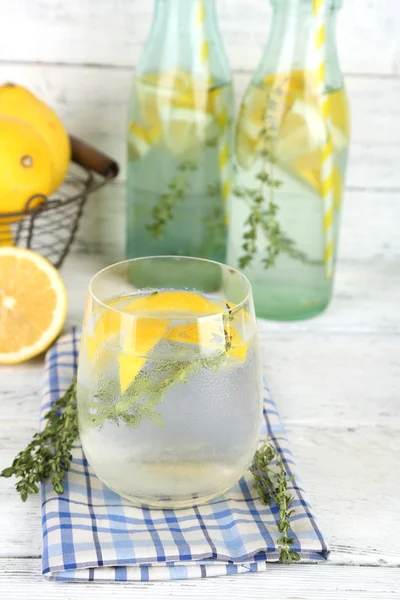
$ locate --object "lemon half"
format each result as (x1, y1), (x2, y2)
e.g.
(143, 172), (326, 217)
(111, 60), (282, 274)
(0, 248), (67, 364)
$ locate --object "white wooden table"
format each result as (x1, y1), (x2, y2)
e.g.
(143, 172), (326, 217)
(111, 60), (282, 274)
(0, 252), (399, 598)
(0, 1), (400, 596)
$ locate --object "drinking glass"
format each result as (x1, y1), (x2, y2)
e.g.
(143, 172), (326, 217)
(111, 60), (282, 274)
(77, 256), (263, 508)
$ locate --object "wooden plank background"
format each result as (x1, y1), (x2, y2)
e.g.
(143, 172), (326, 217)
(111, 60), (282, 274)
(0, 1), (399, 74)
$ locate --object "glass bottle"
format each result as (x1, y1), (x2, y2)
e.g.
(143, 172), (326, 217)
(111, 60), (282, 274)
(227, 0), (350, 320)
(127, 0), (234, 264)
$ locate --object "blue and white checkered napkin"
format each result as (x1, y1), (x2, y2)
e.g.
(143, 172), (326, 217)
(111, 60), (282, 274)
(41, 329), (329, 582)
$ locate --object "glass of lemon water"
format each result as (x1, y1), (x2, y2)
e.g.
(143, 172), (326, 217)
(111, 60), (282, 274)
(77, 256), (263, 508)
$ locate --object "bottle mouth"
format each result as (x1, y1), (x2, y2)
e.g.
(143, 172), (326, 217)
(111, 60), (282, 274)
(270, 0), (342, 10)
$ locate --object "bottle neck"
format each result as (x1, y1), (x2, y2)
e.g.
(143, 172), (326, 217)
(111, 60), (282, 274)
(255, 0), (342, 89)
(138, 0), (230, 85)
(154, 0), (217, 25)
(153, 0), (218, 55)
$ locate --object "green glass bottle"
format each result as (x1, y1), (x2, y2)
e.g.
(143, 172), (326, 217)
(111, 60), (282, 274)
(228, 0), (350, 320)
(127, 0), (233, 264)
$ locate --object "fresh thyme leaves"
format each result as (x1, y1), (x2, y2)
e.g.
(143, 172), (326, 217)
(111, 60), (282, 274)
(223, 302), (235, 352)
(235, 136), (283, 270)
(91, 347), (230, 430)
(146, 113), (232, 241)
(207, 302), (235, 353)
(207, 182), (221, 196)
(88, 358), (198, 429)
(205, 134), (219, 149)
(236, 88), (316, 271)
(251, 441), (301, 563)
(202, 183), (227, 257)
(146, 159), (197, 238)
(1, 379), (78, 501)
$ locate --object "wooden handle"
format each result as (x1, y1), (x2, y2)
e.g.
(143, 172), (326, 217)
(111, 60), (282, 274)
(70, 135), (119, 179)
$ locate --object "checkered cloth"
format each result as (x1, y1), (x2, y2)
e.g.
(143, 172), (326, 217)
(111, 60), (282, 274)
(41, 329), (329, 582)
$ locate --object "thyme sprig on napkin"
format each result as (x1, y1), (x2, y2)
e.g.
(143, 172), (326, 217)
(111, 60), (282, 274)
(251, 441), (301, 563)
(1, 379), (300, 562)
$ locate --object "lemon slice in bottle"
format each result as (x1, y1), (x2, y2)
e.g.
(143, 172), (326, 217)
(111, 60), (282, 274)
(274, 98), (327, 162)
(158, 105), (216, 157)
(128, 122), (160, 160)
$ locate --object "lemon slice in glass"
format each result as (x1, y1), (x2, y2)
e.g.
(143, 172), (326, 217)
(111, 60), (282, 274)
(86, 291), (229, 394)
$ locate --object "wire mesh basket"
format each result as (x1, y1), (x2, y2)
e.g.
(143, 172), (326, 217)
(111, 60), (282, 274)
(0, 136), (119, 268)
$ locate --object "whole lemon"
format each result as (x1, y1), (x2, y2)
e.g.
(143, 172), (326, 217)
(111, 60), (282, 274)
(0, 83), (71, 193)
(0, 115), (53, 217)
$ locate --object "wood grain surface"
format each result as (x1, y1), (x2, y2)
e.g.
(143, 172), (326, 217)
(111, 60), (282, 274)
(0, 0), (399, 596)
